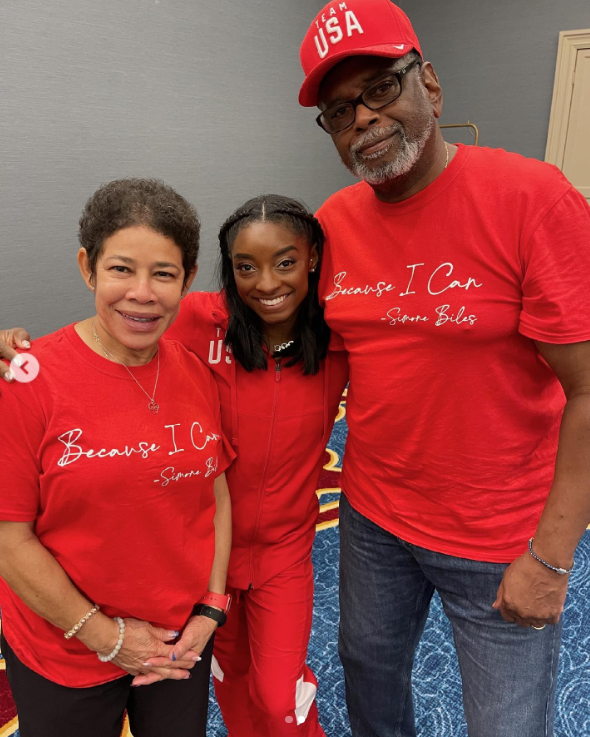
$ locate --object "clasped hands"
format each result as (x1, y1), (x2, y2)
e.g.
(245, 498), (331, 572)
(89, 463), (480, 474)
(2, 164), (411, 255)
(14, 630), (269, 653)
(105, 615), (218, 686)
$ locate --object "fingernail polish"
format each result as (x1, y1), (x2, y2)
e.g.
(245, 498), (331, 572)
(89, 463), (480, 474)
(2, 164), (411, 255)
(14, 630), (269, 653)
(171, 653), (176, 662)
(12, 355), (24, 368)
(142, 663), (151, 667)
(4, 372), (14, 383)
(22, 341), (30, 348)
(192, 656), (202, 662)
(168, 630), (179, 638)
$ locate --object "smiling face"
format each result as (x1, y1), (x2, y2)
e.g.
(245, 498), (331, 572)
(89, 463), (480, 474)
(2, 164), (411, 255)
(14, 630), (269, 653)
(231, 221), (318, 336)
(78, 224), (195, 358)
(318, 55), (442, 186)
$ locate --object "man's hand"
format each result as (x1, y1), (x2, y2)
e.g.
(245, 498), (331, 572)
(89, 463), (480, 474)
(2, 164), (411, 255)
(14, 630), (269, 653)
(493, 551), (569, 628)
(132, 614), (217, 686)
(0, 328), (31, 386)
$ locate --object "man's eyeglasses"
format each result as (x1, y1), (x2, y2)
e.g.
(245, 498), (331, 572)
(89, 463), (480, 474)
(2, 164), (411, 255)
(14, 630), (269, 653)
(316, 57), (422, 135)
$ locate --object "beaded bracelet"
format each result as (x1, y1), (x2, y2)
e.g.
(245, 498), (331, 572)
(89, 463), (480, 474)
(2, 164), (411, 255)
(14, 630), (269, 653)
(98, 617), (126, 663)
(64, 605), (100, 640)
(528, 538), (574, 576)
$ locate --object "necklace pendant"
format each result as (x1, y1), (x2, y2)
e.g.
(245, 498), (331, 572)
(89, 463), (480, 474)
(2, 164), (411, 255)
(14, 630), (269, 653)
(148, 401), (159, 414)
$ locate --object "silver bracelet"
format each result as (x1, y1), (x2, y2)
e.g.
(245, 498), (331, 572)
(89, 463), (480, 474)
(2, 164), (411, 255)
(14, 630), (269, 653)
(528, 538), (574, 576)
(97, 617), (125, 663)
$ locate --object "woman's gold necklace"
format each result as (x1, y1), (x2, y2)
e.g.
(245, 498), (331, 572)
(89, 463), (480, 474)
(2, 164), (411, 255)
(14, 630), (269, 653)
(92, 321), (160, 414)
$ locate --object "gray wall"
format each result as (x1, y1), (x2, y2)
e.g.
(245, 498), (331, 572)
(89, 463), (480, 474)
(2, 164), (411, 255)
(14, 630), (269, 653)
(5, 1), (587, 338)
(399, 0), (589, 157)
(0, 0), (351, 338)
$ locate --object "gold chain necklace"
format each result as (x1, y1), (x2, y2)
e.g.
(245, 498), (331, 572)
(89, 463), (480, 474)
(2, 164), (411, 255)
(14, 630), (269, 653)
(444, 142), (449, 170)
(92, 321), (160, 414)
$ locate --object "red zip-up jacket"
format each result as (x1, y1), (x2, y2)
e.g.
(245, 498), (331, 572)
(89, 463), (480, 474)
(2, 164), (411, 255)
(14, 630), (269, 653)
(166, 291), (349, 590)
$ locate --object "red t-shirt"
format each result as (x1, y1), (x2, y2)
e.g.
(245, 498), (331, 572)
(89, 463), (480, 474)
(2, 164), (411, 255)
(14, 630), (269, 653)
(0, 324), (233, 687)
(317, 144), (590, 562)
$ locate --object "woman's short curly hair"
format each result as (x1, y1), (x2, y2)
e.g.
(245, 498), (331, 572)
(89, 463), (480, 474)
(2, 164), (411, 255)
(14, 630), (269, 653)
(78, 178), (200, 286)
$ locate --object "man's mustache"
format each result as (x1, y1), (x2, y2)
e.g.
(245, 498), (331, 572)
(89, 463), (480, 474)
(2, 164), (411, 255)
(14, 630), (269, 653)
(350, 125), (402, 156)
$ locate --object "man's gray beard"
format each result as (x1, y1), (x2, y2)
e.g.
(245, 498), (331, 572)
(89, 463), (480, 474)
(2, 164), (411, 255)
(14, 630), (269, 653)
(348, 117), (435, 186)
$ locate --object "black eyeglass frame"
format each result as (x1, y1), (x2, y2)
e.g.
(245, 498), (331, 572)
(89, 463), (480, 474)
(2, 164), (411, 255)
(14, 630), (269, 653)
(316, 57), (423, 134)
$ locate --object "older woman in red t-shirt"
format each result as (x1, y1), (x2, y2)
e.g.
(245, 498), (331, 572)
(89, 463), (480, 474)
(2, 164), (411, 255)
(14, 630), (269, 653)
(0, 179), (233, 737)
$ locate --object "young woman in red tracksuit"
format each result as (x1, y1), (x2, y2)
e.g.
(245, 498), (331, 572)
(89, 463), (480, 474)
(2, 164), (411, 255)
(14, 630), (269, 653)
(164, 195), (348, 736)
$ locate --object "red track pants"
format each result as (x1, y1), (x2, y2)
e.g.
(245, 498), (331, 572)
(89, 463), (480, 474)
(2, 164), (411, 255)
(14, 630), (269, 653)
(212, 557), (326, 737)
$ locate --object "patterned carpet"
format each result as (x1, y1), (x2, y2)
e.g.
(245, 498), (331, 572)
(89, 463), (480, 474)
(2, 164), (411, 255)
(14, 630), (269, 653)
(1, 391), (589, 735)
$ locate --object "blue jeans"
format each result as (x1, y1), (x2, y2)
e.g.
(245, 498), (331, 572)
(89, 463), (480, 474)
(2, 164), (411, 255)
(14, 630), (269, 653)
(338, 495), (562, 737)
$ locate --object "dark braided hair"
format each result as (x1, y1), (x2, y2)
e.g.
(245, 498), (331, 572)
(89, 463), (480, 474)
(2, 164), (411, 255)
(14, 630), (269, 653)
(218, 194), (330, 375)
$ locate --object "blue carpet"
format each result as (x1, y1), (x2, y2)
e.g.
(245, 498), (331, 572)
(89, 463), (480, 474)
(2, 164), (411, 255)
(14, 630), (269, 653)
(207, 412), (590, 736)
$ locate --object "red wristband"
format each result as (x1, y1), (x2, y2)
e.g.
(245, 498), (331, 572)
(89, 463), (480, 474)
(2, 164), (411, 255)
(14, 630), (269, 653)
(199, 592), (232, 613)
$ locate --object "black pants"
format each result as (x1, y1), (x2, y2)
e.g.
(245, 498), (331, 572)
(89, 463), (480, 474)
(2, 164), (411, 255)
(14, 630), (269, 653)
(2, 632), (213, 737)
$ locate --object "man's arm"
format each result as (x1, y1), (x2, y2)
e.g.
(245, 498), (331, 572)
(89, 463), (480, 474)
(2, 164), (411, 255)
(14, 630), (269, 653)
(493, 339), (590, 627)
(532, 340), (590, 567)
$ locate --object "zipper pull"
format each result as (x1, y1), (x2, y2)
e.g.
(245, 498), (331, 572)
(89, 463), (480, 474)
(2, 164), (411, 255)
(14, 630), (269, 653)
(275, 361), (282, 382)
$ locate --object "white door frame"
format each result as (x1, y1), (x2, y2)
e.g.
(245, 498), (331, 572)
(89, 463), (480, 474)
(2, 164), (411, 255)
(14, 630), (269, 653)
(545, 28), (590, 167)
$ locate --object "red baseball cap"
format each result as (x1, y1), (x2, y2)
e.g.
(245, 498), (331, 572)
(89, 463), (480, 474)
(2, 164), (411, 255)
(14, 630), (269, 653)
(299, 0), (422, 107)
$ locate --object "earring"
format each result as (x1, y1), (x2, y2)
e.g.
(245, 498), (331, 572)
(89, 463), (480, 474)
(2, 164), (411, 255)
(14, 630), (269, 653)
(310, 267), (316, 273)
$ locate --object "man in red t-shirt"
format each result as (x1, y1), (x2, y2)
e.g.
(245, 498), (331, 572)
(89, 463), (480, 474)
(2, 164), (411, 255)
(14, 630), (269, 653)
(298, 1), (590, 736)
